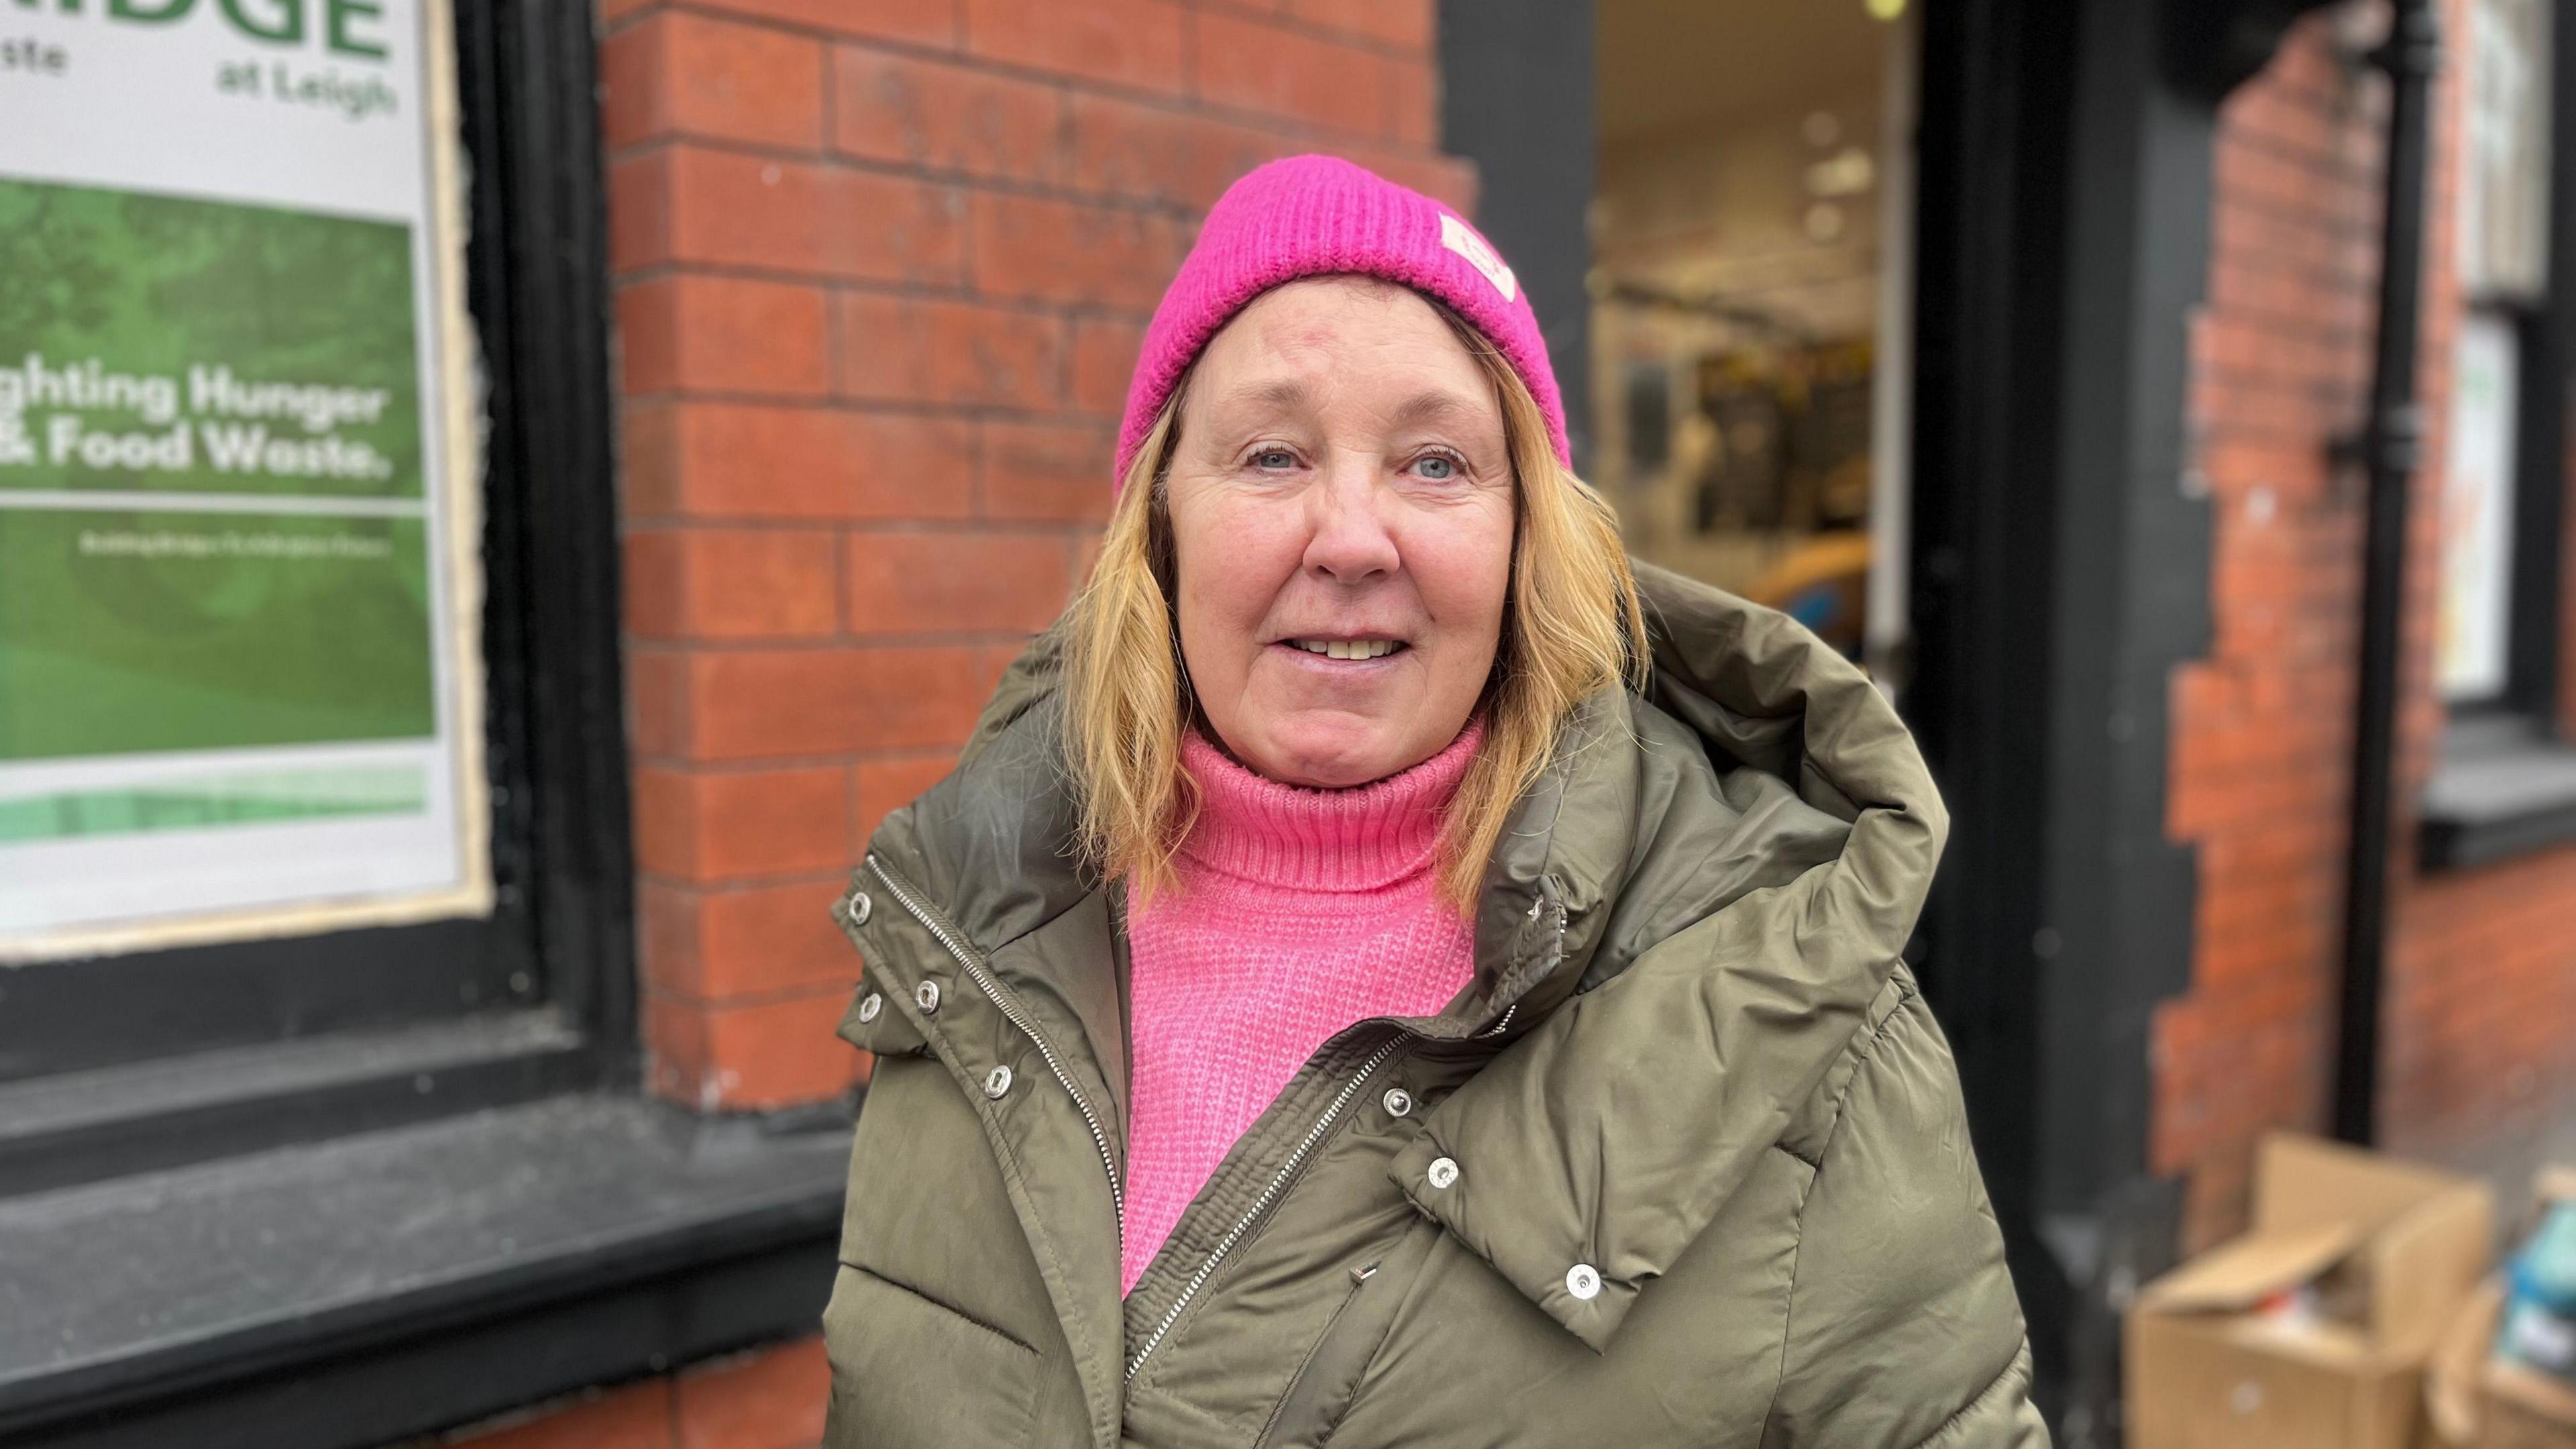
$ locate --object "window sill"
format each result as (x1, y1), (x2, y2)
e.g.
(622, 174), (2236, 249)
(0, 1091), (849, 1449)
(2419, 716), (2576, 871)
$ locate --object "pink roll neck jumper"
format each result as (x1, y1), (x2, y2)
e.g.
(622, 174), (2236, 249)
(1118, 720), (1485, 1296)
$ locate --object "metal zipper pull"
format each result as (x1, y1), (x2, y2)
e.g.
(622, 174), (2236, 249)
(863, 854), (1124, 1226)
(1126, 1032), (1407, 1381)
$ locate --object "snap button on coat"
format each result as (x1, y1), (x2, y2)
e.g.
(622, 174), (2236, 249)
(856, 992), (883, 1024)
(983, 1065), (1013, 1099)
(1382, 1087), (1413, 1118)
(1426, 1156), (1459, 1189)
(847, 892), (872, 926)
(914, 979), (940, 1014)
(1566, 1263), (1602, 1301)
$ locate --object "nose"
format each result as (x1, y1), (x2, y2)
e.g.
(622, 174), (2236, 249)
(1299, 455), (1399, 584)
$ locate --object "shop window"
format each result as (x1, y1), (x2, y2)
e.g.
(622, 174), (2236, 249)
(2439, 0), (2553, 706)
(2422, 0), (2576, 869)
(0, 8), (835, 1444)
(1591, 0), (1917, 678)
(0, 1), (600, 1085)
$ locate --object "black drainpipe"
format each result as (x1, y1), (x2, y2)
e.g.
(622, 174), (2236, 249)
(2334, 0), (2442, 1146)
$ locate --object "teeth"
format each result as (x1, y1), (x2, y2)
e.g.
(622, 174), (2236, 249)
(1291, 639), (1398, 659)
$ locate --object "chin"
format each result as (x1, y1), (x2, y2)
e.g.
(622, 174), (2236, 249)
(1258, 722), (1407, 789)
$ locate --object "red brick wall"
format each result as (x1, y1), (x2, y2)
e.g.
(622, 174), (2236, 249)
(433, 1338), (828, 1449)
(433, 3), (1469, 1445)
(599, 0), (1468, 1115)
(2157, 1), (2576, 1248)
(2157, 13), (2382, 1247)
(2385, 849), (2576, 1152)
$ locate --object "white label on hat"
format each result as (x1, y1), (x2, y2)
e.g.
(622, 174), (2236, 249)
(1440, 213), (1517, 302)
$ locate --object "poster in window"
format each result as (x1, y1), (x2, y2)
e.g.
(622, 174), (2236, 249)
(2438, 312), (2520, 702)
(0, 1), (489, 961)
(2461, 0), (2552, 301)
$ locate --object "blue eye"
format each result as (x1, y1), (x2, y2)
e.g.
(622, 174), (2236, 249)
(1415, 452), (1460, 480)
(1250, 447), (1295, 470)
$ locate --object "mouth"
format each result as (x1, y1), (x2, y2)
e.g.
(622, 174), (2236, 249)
(1276, 637), (1409, 661)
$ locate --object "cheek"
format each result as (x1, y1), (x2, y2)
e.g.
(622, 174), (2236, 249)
(1411, 504), (1515, 641)
(1170, 495), (1298, 652)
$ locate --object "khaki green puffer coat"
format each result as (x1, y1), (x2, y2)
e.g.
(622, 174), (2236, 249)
(820, 564), (2047, 1448)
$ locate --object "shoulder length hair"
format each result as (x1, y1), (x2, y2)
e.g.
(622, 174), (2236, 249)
(1060, 292), (1648, 913)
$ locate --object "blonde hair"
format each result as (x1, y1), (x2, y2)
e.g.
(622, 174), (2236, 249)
(1061, 295), (1648, 912)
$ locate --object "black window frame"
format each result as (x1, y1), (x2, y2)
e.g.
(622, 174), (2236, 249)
(0, 0), (634, 1191)
(2494, 0), (2574, 729)
(2420, 0), (2576, 870)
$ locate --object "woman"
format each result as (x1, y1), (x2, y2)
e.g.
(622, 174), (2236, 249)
(821, 155), (2045, 1448)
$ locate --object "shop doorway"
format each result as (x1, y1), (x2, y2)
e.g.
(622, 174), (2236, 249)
(1591, 0), (1919, 685)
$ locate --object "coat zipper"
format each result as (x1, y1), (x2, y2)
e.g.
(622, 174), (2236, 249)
(863, 853), (1124, 1227)
(1125, 1030), (1407, 1383)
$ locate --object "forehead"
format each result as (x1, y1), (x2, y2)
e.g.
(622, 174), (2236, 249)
(1189, 277), (1497, 425)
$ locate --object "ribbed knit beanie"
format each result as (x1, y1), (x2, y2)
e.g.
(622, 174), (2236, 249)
(1114, 154), (1568, 493)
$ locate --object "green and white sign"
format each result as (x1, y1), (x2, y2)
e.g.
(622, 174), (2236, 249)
(1, 0), (488, 958)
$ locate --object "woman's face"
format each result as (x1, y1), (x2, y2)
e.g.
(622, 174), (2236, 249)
(1165, 276), (1515, 789)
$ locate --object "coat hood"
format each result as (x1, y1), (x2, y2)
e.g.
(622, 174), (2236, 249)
(845, 561), (1949, 1353)
(1383, 561), (1948, 1348)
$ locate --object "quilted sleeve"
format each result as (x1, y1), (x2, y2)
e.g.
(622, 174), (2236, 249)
(1760, 989), (2051, 1449)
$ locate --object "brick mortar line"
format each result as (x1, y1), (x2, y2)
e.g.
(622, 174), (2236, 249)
(602, 136), (1203, 224)
(613, 390), (1098, 417)
(641, 867), (855, 892)
(1188, 0), (1437, 62)
(607, 260), (1159, 323)
(2210, 187), (2383, 244)
(637, 874), (866, 904)
(2217, 127), (2386, 191)
(616, 389), (1125, 422)
(2207, 244), (2382, 295)
(967, 393), (996, 517)
(625, 629), (1059, 652)
(2196, 306), (2374, 352)
(636, 861), (878, 896)
(621, 512), (1107, 531)
(617, 511), (1105, 533)
(631, 749), (963, 773)
(641, 979), (855, 1012)
(2188, 364), (2371, 402)
(642, 0), (1436, 76)
(2193, 424), (2371, 451)
(600, 127), (1448, 219)
(2207, 262), (2382, 307)
(596, 1), (659, 42)
(631, 631), (1071, 652)
(2228, 66), (2374, 123)
(2189, 360), (2369, 394)
(2216, 140), (2387, 199)
(604, 60), (1453, 174)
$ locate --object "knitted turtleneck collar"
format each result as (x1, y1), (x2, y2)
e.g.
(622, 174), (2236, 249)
(1174, 716), (1486, 893)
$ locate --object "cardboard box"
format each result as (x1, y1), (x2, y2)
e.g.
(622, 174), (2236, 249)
(2428, 1278), (2576, 1448)
(2427, 1170), (2576, 1449)
(2127, 1134), (2495, 1449)
(2484, 1364), (2576, 1449)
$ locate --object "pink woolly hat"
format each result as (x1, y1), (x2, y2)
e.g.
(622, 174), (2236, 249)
(1114, 154), (1570, 492)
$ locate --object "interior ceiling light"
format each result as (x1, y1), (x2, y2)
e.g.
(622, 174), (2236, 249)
(1867, 0), (1907, 19)
(1804, 148), (1876, 197)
